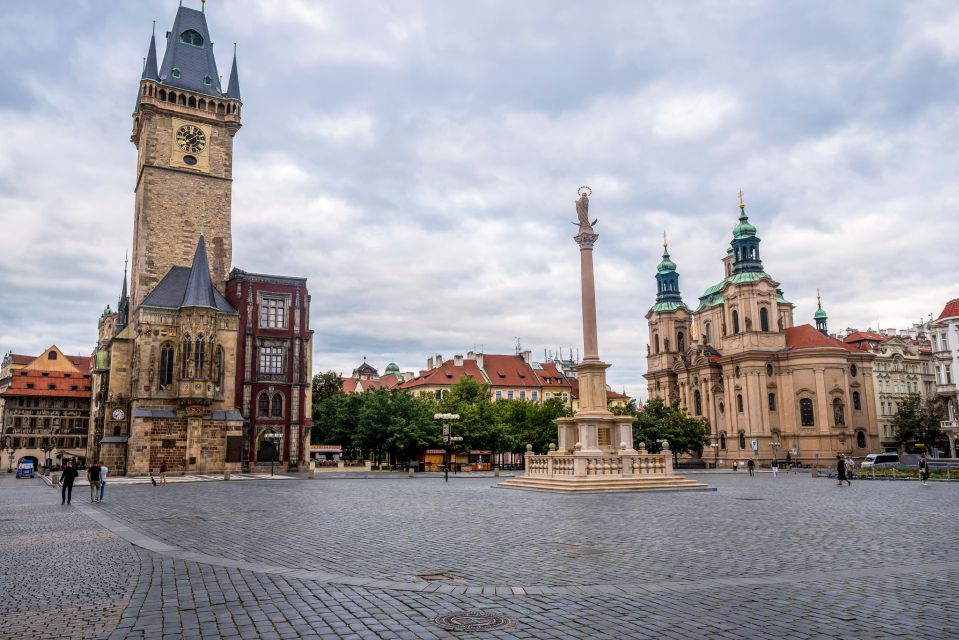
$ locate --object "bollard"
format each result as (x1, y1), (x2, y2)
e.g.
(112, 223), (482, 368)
(223, 469), (231, 481)
(408, 467), (414, 478)
(51, 473), (59, 486)
(494, 468), (500, 477)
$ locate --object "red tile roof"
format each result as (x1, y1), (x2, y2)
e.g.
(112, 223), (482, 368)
(398, 358), (487, 390)
(481, 354), (540, 387)
(786, 324), (858, 352)
(341, 378), (360, 394)
(9, 354), (32, 365)
(533, 361), (569, 387)
(937, 298), (959, 321)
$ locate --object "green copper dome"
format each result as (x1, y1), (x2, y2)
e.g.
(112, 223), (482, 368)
(732, 209), (757, 239)
(813, 308), (828, 319)
(385, 362), (400, 374)
(656, 249), (677, 273)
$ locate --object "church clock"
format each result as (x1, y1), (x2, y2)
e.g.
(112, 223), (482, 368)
(175, 124), (207, 153)
(169, 119), (211, 173)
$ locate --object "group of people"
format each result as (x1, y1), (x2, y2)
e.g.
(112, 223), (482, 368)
(55, 459), (109, 505)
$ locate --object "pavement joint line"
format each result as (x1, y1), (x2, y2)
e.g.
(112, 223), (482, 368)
(69, 498), (959, 597)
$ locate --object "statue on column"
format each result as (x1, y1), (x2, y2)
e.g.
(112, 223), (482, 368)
(575, 186), (597, 234)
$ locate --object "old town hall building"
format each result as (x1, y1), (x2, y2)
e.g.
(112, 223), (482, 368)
(87, 5), (312, 475)
(645, 198), (879, 465)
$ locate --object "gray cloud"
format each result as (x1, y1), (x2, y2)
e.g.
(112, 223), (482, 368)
(1, 0), (958, 399)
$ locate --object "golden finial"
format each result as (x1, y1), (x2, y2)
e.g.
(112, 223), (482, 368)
(816, 288), (822, 309)
(662, 231), (668, 250)
(201, 0), (206, 11)
(738, 189), (745, 210)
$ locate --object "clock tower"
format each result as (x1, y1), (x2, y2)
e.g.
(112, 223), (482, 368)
(129, 4), (241, 313)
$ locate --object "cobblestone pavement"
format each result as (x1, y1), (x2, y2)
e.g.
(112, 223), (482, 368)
(2, 472), (957, 639)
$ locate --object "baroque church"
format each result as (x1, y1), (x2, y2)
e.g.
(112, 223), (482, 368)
(644, 197), (879, 465)
(87, 5), (313, 475)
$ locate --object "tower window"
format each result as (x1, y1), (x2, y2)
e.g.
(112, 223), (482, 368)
(760, 307), (769, 332)
(800, 398), (814, 426)
(180, 29), (204, 47)
(171, 67), (181, 79)
(677, 331), (685, 353)
(853, 391), (861, 411)
(737, 394), (744, 413)
(732, 310), (740, 334)
(768, 393), (776, 411)
(850, 364), (858, 378)
(203, 75), (213, 86)
(694, 390), (702, 415)
(719, 432), (727, 450)
(856, 430), (866, 449)
(159, 343), (175, 389)
(654, 334), (660, 354)
(738, 431), (746, 449)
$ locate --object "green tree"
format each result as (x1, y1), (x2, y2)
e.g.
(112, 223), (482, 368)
(311, 370), (343, 402)
(892, 394), (947, 453)
(632, 397), (709, 461)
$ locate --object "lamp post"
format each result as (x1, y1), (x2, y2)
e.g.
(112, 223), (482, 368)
(264, 432), (281, 477)
(434, 413), (460, 483)
(710, 443), (720, 469)
(770, 440), (781, 460)
(4, 436), (16, 473)
(40, 437), (56, 474)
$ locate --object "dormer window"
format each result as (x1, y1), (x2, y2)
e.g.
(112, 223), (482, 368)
(171, 68), (181, 79)
(180, 29), (204, 47)
(203, 75), (213, 86)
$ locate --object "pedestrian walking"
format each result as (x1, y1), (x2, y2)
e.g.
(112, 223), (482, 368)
(99, 461), (109, 502)
(771, 458), (779, 478)
(87, 461), (102, 503)
(785, 451), (792, 472)
(836, 454), (847, 486)
(844, 456), (853, 486)
(747, 458), (755, 477)
(159, 461), (168, 486)
(59, 460), (78, 505)
(919, 454), (930, 487)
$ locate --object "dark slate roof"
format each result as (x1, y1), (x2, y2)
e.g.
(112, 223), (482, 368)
(182, 234), (218, 308)
(142, 32), (159, 81)
(158, 6), (223, 97)
(140, 236), (236, 314)
(226, 51), (241, 100)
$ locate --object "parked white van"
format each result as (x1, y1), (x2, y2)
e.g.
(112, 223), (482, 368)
(861, 453), (900, 469)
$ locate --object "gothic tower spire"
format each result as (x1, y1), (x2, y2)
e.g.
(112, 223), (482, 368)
(116, 252), (130, 333)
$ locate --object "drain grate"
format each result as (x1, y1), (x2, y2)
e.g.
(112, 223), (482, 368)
(412, 572), (459, 581)
(432, 611), (514, 632)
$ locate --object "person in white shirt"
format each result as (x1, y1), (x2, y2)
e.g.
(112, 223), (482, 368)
(99, 462), (109, 503)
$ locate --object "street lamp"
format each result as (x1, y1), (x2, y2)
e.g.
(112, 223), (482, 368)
(770, 440), (781, 460)
(434, 413), (460, 483)
(709, 442), (720, 469)
(264, 432), (282, 477)
(40, 436), (56, 474)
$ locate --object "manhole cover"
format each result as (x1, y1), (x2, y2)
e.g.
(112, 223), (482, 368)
(413, 572), (458, 581)
(432, 611), (514, 632)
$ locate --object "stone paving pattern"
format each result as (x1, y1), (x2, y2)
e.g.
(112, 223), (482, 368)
(1, 472), (957, 639)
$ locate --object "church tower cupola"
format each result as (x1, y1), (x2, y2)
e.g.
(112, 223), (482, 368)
(814, 288), (828, 335)
(158, 5), (224, 97)
(654, 233), (685, 309)
(730, 190), (763, 275)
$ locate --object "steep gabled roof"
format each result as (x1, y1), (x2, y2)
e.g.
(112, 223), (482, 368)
(226, 50), (241, 100)
(398, 358), (487, 390)
(480, 354), (541, 387)
(533, 362), (571, 388)
(158, 6), (223, 97)
(140, 235), (235, 313)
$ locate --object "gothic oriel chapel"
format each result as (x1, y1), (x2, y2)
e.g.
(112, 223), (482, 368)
(87, 5), (313, 475)
(644, 197), (879, 465)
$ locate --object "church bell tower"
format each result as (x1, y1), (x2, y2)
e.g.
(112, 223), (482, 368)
(129, 4), (241, 313)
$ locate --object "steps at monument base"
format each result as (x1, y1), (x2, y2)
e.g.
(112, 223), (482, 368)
(497, 475), (713, 493)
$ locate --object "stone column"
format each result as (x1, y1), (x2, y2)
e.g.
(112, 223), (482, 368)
(576, 231), (600, 362)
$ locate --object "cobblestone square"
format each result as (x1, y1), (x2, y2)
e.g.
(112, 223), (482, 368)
(1, 472), (957, 639)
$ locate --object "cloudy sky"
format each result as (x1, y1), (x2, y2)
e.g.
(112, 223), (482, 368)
(1, 0), (958, 399)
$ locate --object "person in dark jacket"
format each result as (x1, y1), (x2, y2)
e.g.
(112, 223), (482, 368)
(836, 455), (847, 486)
(87, 462), (101, 503)
(59, 460), (78, 505)
(747, 458), (755, 477)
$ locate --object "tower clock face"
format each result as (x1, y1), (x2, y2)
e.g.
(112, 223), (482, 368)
(175, 124), (207, 153)
(111, 408), (125, 421)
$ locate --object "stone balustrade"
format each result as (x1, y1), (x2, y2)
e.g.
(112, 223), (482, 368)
(523, 448), (674, 479)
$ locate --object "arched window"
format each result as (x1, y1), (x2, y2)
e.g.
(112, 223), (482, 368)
(800, 398), (814, 426)
(194, 335), (205, 373)
(737, 394), (744, 413)
(856, 430), (866, 449)
(180, 29), (204, 46)
(694, 390), (702, 415)
(704, 322), (712, 345)
(719, 432), (727, 450)
(768, 392), (776, 411)
(271, 393), (283, 418)
(47, 351), (57, 360)
(852, 391), (861, 411)
(257, 393), (270, 417)
(718, 402), (725, 415)
(181, 335), (191, 376)
(738, 431), (746, 449)
(159, 343), (175, 389)
(677, 331), (685, 352)
(833, 398), (845, 426)
(760, 307), (769, 332)
(850, 364), (858, 378)
(732, 310), (740, 334)
(766, 363), (774, 377)
(654, 334), (660, 354)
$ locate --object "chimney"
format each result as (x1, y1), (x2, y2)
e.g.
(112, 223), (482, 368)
(435, 353), (443, 367)
(466, 351), (475, 361)
(454, 354), (464, 367)
(521, 350), (532, 364)
(427, 357), (434, 370)
(475, 353), (484, 369)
